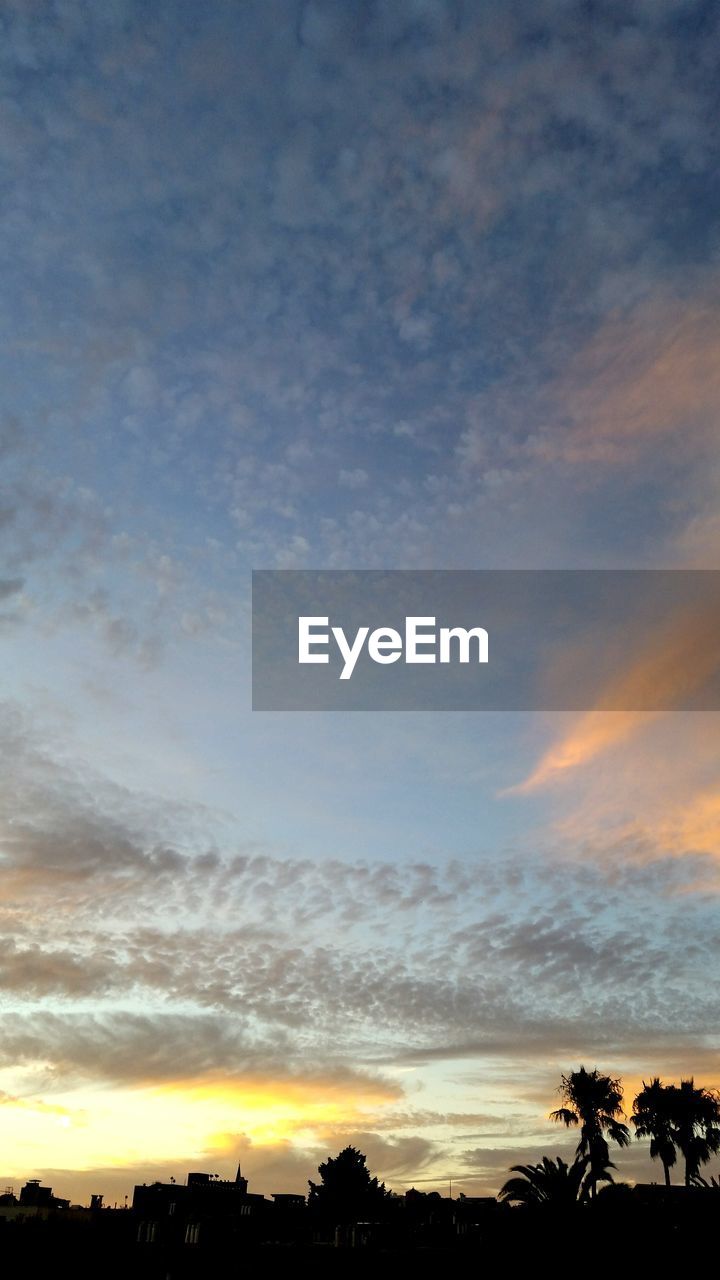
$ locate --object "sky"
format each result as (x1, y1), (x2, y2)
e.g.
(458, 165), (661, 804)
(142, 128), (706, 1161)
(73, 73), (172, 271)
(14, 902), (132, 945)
(1, 0), (720, 1204)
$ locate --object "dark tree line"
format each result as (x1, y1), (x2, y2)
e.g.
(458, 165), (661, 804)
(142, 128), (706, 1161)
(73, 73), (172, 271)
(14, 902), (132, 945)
(500, 1067), (720, 1206)
(305, 1068), (720, 1220)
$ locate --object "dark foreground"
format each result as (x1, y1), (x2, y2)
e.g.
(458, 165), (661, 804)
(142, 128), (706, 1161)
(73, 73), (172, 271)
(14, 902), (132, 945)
(3, 1190), (720, 1278)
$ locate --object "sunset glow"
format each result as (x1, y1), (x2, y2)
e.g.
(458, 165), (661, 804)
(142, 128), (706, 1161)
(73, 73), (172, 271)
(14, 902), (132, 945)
(2, 0), (720, 1211)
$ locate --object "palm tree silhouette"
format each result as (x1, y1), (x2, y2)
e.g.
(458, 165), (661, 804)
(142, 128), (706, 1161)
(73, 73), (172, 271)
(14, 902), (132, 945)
(632, 1078), (677, 1187)
(550, 1066), (630, 1198)
(499, 1153), (611, 1207)
(669, 1079), (720, 1187)
(690, 1172), (720, 1189)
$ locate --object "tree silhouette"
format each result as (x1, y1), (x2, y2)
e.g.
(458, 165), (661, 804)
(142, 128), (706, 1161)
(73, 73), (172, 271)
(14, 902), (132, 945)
(307, 1146), (390, 1223)
(499, 1153), (609, 1207)
(632, 1078), (677, 1186)
(550, 1066), (630, 1198)
(669, 1079), (720, 1187)
(690, 1173), (720, 1189)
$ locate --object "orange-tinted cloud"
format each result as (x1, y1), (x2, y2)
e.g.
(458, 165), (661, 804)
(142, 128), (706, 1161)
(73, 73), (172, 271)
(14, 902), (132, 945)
(529, 287), (720, 466)
(513, 602), (720, 792)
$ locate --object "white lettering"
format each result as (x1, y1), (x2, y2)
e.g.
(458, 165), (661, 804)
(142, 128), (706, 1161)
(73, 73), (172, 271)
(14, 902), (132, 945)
(298, 615), (489, 677)
(332, 625), (370, 680)
(298, 616), (329, 663)
(368, 628), (403, 664)
(439, 626), (489, 664)
(405, 616), (437, 663)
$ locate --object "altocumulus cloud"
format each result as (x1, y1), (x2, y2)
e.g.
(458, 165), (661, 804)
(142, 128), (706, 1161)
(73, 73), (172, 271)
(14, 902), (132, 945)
(2, 1), (719, 577)
(1, 702), (720, 1104)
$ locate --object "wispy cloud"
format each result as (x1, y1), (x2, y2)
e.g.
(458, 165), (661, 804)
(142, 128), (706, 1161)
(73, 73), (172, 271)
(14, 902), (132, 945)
(512, 601), (720, 792)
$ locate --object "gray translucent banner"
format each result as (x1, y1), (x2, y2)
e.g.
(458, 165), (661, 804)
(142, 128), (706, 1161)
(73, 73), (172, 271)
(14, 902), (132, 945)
(252, 570), (720, 711)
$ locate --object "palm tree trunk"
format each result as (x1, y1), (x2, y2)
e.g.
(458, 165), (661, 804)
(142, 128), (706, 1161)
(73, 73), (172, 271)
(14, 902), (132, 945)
(662, 1160), (671, 1188)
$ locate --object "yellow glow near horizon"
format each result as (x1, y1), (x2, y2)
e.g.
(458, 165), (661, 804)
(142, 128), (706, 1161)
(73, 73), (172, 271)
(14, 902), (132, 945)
(0, 1073), (398, 1176)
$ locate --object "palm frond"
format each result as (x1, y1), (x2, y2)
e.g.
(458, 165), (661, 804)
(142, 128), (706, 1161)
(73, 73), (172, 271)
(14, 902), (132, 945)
(550, 1107), (578, 1127)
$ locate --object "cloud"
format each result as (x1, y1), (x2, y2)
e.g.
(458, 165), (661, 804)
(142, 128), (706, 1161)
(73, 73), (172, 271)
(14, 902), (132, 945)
(338, 468), (369, 490)
(1, 0), (720, 1201)
(320, 1131), (437, 1179)
(1, 701), (719, 1124)
(0, 1009), (403, 1101)
(527, 288), (720, 468)
(3, 0), (719, 577)
(502, 584), (720, 863)
(512, 599), (720, 792)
